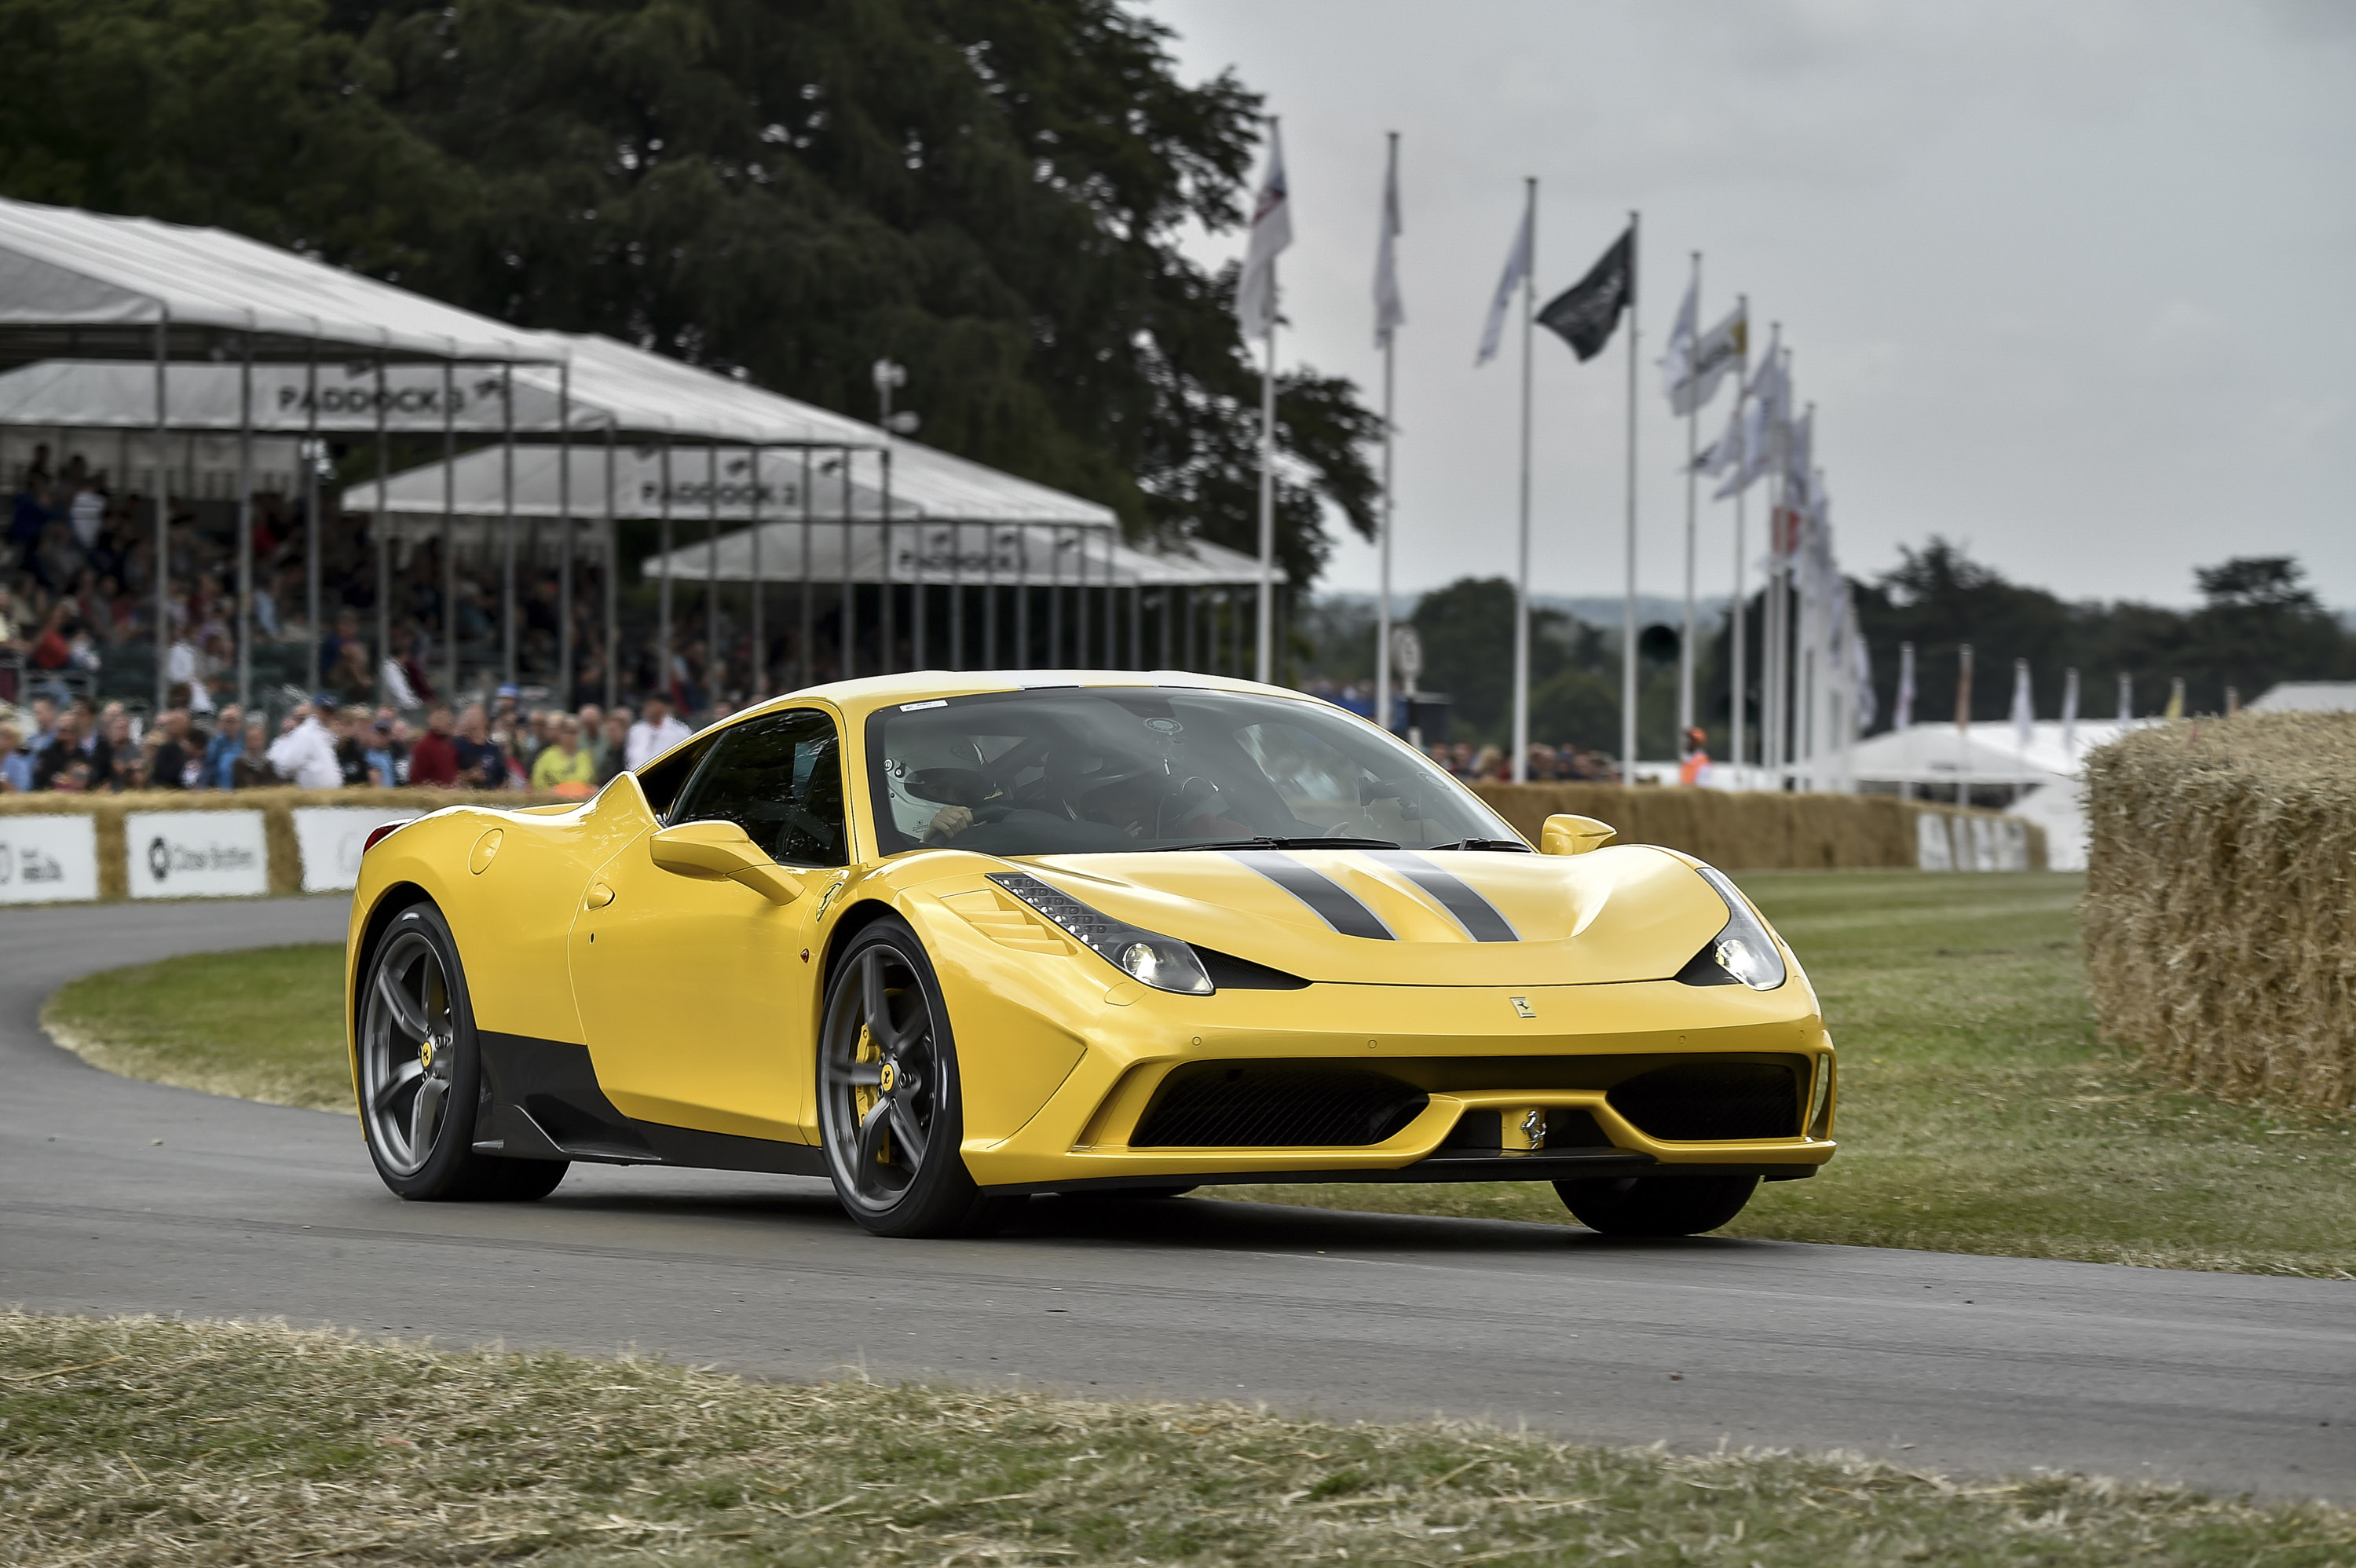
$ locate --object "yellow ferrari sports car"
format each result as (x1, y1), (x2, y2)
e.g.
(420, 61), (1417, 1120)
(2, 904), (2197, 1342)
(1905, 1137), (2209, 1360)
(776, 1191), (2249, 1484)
(346, 671), (1835, 1238)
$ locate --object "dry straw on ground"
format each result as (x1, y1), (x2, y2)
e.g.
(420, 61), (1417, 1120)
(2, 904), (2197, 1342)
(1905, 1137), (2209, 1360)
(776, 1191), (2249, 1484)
(1473, 783), (2040, 872)
(2083, 712), (2356, 1111)
(5, 1310), (2349, 1567)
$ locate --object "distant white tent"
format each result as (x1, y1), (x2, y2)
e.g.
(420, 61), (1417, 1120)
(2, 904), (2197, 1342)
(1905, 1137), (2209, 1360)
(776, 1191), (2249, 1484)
(341, 440), (1116, 536)
(641, 518), (1281, 590)
(1846, 719), (2130, 872)
(2250, 682), (2356, 713)
(0, 196), (555, 364)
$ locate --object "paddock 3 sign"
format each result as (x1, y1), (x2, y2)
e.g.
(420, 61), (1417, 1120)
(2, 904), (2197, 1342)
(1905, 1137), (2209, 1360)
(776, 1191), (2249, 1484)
(0, 815), (101, 905)
(126, 810), (270, 899)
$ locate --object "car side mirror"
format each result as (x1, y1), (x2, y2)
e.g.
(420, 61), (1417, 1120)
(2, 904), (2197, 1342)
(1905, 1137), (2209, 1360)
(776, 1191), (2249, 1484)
(1538, 813), (1617, 855)
(649, 821), (804, 904)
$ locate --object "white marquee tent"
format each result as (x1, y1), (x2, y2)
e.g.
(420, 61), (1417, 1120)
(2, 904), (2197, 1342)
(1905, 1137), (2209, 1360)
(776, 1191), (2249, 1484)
(1843, 719), (2131, 871)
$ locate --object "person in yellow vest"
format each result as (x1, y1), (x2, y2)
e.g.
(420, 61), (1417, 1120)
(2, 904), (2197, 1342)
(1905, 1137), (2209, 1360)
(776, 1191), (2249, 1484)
(529, 713), (598, 799)
(1678, 726), (1710, 787)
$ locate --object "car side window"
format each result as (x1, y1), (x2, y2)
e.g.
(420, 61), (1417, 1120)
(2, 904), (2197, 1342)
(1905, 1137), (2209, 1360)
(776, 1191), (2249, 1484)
(637, 733), (718, 818)
(668, 710), (848, 867)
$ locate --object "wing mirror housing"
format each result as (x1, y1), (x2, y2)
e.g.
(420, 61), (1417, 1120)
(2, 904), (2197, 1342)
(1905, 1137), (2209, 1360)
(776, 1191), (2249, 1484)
(649, 821), (804, 904)
(1538, 813), (1617, 856)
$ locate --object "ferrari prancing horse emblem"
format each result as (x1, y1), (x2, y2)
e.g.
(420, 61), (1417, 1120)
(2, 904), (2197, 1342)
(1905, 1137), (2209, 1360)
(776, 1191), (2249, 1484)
(1509, 996), (1536, 1019)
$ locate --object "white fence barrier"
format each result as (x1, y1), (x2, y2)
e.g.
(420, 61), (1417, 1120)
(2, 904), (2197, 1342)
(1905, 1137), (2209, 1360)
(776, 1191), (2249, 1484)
(0, 815), (101, 905)
(125, 810), (272, 899)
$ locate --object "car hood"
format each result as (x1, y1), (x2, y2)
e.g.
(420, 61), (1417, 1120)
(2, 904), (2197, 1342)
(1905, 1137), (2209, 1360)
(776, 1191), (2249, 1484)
(1010, 844), (1734, 987)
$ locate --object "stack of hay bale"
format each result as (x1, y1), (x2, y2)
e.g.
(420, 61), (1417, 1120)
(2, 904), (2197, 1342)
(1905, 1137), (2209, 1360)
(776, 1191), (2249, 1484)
(2082, 713), (2356, 1111)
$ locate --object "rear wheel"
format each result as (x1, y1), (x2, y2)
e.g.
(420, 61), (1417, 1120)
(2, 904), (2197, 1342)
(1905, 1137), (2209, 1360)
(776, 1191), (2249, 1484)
(357, 902), (569, 1202)
(818, 916), (1014, 1238)
(1554, 1175), (1758, 1237)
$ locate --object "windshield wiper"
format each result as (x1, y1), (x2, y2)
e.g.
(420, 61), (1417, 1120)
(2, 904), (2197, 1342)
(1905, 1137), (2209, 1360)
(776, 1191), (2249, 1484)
(1140, 835), (1403, 853)
(1436, 837), (1536, 853)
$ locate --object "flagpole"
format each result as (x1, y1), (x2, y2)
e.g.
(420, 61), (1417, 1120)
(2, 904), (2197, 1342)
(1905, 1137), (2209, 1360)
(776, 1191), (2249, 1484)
(1254, 117), (1281, 687)
(1729, 294), (1748, 778)
(1510, 177), (1535, 784)
(1679, 250), (1699, 758)
(1620, 210), (1640, 787)
(1374, 130), (1399, 740)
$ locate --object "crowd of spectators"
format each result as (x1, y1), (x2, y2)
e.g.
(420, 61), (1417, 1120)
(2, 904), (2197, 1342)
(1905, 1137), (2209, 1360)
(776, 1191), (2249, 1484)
(0, 686), (704, 799)
(1303, 680), (1617, 783)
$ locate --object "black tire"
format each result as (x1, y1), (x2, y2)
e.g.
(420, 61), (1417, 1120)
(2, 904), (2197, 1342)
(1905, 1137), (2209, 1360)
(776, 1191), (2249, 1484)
(356, 901), (571, 1203)
(1554, 1175), (1758, 1237)
(817, 916), (1008, 1238)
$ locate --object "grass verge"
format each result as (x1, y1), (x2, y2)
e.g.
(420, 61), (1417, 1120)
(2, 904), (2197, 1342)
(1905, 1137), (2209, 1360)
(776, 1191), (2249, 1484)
(5, 1310), (2351, 1567)
(38, 874), (2356, 1277)
(43, 944), (350, 1113)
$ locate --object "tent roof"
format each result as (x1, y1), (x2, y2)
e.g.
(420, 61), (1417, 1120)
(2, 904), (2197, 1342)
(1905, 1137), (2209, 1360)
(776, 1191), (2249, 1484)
(0, 197), (557, 366)
(0, 358), (583, 435)
(2251, 682), (2356, 713)
(342, 439), (1118, 532)
(642, 518), (1281, 589)
(1844, 720), (2127, 784)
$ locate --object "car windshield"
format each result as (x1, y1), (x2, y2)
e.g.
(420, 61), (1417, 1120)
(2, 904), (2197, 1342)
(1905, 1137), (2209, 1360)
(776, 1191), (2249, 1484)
(866, 686), (1520, 858)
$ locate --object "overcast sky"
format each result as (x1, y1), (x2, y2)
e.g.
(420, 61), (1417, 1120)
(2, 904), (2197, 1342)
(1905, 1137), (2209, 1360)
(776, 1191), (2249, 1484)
(1148, 0), (2356, 610)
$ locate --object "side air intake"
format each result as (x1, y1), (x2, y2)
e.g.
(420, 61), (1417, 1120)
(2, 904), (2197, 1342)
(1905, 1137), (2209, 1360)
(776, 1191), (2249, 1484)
(1133, 1065), (1428, 1148)
(1607, 1062), (1801, 1142)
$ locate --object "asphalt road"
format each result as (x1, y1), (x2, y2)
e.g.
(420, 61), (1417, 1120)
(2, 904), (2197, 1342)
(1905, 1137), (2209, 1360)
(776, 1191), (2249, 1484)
(3, 898), (2350, 1501)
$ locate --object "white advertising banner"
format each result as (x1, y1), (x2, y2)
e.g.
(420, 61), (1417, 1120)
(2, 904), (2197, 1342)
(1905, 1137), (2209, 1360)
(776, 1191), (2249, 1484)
(126, 810), (271, 899)
(0, 814), (101, 905)
(293, 806), (421, 893)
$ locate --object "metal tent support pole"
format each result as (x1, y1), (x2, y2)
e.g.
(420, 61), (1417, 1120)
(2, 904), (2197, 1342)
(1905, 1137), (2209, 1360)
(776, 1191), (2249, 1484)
(884, 448), (901, 672)
(1077, 529), (1091, 665)
(799, 447), (814, 686)
(1132, 579), (1143, 669)
(236, 332), (254, 710)
(659, 438), (674, 701)
(950, 521), (965, 671)
(1183, 587), (1195, 671)
(441, 363), (457, 701)
(153, 316), (170, 715)
(706, 435), (720, 704)
(748, 444), (763, 696)
(984, 527), (998, 667)
(499, 363), (516, 691)
(602, 426), (618, 711)
(558, 364), (573, 707)
(839, 448), (854, 678)
(303, 342), (320, 701)
(1015, 528), (1030, 664)
(375, 356), (392, 705)
(1048, 528), (1063, 662)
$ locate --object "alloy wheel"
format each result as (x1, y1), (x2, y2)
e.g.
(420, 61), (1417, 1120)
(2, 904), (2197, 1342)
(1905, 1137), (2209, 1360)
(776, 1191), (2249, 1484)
(360, 930), (457, 1177)
(820, 943), (944, 1214)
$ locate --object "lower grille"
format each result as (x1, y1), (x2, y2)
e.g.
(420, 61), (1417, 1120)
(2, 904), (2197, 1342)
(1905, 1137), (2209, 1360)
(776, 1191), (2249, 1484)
(1608, 1062), (1800, 1141)
(1133, 1066), (1429, 1148)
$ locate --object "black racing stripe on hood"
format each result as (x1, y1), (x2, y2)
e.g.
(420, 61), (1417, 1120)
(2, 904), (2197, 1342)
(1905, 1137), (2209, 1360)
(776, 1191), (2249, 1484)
(1364, 850), (1520, 942)
(1224, 851), (1396, 940)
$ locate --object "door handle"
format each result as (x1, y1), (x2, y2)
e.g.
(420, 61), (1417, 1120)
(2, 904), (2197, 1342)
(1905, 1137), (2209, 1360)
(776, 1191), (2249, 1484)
(585, 881), (614, 909)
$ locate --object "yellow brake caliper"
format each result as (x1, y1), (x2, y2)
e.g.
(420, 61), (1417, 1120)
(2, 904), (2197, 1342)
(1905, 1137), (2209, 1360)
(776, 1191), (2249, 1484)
(855, 1021), (890, 1164)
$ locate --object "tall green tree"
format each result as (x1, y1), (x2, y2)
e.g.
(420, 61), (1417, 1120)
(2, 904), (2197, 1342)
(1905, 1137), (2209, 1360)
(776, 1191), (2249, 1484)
(0, 0), (1378, 579)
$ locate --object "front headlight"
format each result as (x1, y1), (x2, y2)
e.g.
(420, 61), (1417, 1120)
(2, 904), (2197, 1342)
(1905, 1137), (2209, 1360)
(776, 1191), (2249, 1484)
(988, 872), (1214, 995)
(1675, 864), (1788, 991)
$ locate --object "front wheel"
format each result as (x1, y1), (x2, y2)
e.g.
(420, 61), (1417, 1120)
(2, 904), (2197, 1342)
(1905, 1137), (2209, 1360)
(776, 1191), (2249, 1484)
(357, 901), (569, 1202)
(817, 916), (1013, 1238)
(1554, 1175), (1758, 1237)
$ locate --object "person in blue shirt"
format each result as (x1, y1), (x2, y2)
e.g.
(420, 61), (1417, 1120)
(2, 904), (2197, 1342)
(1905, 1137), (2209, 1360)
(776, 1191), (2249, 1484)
(201, 703), (245, 789)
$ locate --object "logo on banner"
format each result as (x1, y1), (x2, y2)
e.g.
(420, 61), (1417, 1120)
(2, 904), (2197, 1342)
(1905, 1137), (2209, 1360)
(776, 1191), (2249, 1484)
(145, 833), (261, 885)
(0, 839), (64, 886)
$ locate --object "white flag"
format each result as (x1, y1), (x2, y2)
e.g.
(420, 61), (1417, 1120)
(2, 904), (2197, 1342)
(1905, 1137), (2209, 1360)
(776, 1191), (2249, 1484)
(1714, 334), (1781, 499)
(1895, 641), (1916, 731)
(2010, 660), (2035, 751)
(1694, 392), (1743, 477)
(1374, 143), (1404, 350)
(1658, 273), (1698, 402)
(1784, 405), (1814, 495)
(1671, 303), (1747, 415)
(1235, 121), (1292, 342)
(1852, 623), (1877, 733)
(2061, 667), (2080, 756)
(1475, 199), (1531, 366)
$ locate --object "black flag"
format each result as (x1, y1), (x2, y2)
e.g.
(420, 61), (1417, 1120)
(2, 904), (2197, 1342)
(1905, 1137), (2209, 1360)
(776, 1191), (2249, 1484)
(1537, 225), (1634, 362)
